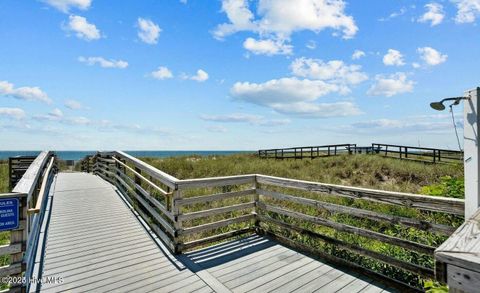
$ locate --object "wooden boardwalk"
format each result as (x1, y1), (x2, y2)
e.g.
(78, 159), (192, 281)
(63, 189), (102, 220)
(33, 172), (393, 293)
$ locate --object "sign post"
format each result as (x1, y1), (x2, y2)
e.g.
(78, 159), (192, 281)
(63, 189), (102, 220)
(464, 87), (480, 218)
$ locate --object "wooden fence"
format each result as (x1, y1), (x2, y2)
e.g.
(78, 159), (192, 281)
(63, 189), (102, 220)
(258, 144), (356, 159)
(85, 151), (465, 291)
(1, 151), (57, 292)
(258, 143), (463, 164)
(372, 143), (463, 163)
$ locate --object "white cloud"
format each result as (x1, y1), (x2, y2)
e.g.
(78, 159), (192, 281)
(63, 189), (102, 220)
(306, 40), (316, 50)
(34, 108), (64, 121)
(378, 7), (407, 21)
(367, 73), (414, 97)
(43, 0), (91, 13)
(64, 15), (101, 41)
(65, 116), (91, 125)
(382, 49), (405, 66)
(412, 62), (421, 69)
(200, 113), (290, 126)
(151, 66), (173, 80)
(352, 50), (365, 60)
(201, 113), (263, 123)
(351, 117), (460, 134)
(0, 80), (52, 103)
(417, 47), (447, 66)
(271, 101), (362, 118)
(78, 56), (128, 68)
(186, 69), (209, 82)
(290, 58), (368, 94)
(230, 77), (362, 118)
(243, 37), (292, 55)
(0, 108), (26, 120)
(64, 99), (85, 110)
(137, 18), (161, 44)
(213, 0), (358, 54)
(452, 0), (480, 23)
(418, 3), (445, 26)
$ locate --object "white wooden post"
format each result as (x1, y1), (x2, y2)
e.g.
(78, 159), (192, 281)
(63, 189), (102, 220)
(464, 87), (480, 218)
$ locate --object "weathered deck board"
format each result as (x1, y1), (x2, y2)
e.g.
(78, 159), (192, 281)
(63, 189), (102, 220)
(36, 173), (211, 293)
(183, 234), (393, 293)
(33, 172), (395, 293)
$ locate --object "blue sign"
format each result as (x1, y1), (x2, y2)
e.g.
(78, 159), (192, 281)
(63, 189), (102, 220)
(0, 198), (19, 231)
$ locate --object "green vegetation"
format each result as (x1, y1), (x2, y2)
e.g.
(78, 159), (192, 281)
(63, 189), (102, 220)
(142, 153), (463, 194)
(140, 153), (464, 290)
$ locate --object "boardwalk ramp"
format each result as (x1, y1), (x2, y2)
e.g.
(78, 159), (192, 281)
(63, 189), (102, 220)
(32, 172), (391, 293)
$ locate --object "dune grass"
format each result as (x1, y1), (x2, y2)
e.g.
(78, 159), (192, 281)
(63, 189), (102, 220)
(141, 153), (464, 195)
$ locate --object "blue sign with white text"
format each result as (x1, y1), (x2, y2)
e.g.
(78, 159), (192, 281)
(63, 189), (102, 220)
(0, 198), (19, 231)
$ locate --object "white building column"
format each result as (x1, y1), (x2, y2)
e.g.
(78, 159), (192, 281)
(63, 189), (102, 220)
(464, 87), (480, 218)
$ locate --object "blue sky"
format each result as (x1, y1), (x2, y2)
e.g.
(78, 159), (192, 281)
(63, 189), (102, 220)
(0, 0), (479, 150)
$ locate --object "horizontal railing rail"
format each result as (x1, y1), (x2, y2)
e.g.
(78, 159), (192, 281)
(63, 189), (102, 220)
(258, 143), (357, 159)
(1, 151), (57, 292)
(81, 151), (465, 291)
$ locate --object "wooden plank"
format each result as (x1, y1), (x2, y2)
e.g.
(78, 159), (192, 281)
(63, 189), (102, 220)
(178, 202), (255, 221)
(435, 208), (480, 284)
(262, 231), (421, 292)
(231, 255), (314, 292)
(258, 188), (455, 235)
(28, 156), (55, 213)
(0, 263), (22, 278)
(446, 264), (480, 293)
(176, 189), (255, 206)
(112, 156), (170, 195)
(0, 244), (21, 256)
(177, 175), (256, 189)
(259, 203), (435, 255)
(259, 215), (434, 278)
(12, 151), (51, 197)
(178, 214), (255, 236)
(179, 227), (254, 251)
(112, 150), (178, 188)
(257, 174), (464, 215)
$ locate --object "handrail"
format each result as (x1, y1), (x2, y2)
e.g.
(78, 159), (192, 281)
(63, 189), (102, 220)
(12, 151), (52, 199)
(27, 157), (55, 214)
(111, 156), (172, 196)
(113, 151), (178, 188)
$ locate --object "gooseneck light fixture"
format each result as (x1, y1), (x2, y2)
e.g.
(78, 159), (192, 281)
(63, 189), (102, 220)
(429, 96), (470, 151)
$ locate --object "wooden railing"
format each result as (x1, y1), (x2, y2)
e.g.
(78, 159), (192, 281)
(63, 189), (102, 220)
(258, 143), (463, 164)
(8, 156), (37, 191)
(372, 143), (463, 163)
(83, 151), (464, 291)
(258, 144), (356, 159)
(1, 151), (57, 292)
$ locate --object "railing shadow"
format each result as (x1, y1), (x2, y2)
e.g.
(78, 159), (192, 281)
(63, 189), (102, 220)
(179, 234), (276, 272)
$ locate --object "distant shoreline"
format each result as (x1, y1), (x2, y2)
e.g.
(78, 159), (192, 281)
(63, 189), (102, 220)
(0, 150), (254, 161)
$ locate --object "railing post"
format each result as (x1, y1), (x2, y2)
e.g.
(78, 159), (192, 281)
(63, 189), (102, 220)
(253, 177), (260, 234)
(10, 195), (27, 292)
(172, 186), (182, 254)
(405, 147), (408, 158)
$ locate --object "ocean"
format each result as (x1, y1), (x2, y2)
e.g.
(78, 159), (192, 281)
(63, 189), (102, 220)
(0, 150), (253, 161)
